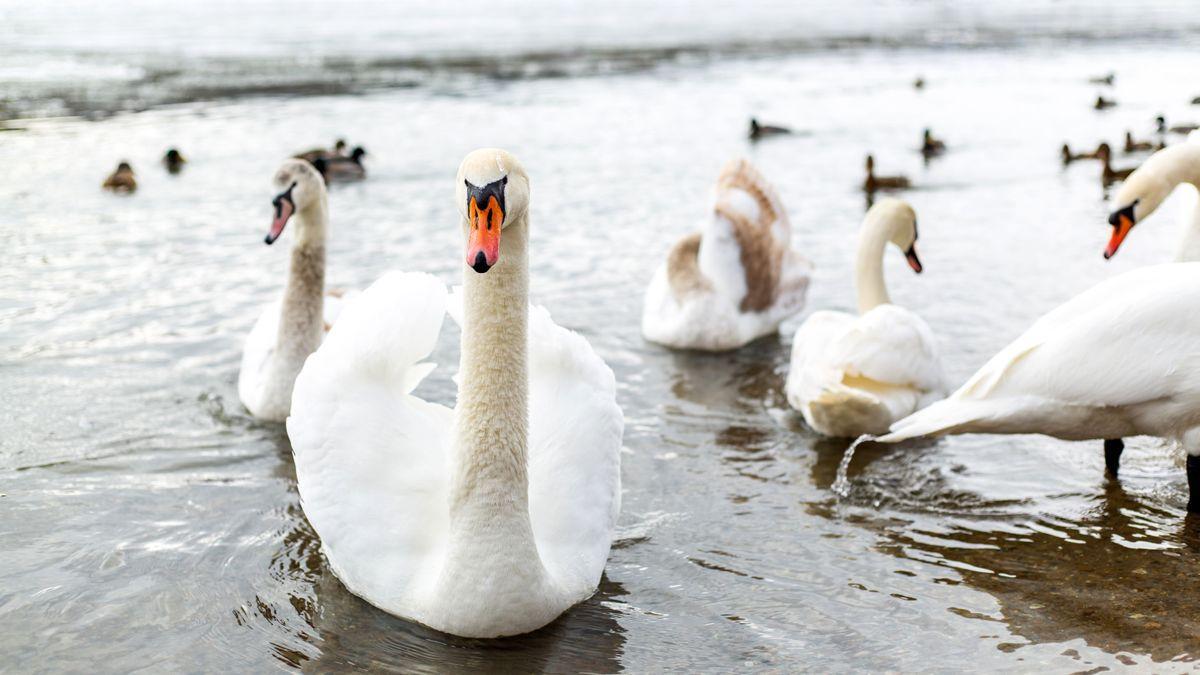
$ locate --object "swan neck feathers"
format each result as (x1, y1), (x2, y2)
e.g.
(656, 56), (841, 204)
(274, 208), (326, 381)
(855, 212), (892, 314)
(452, 212), (532, 526)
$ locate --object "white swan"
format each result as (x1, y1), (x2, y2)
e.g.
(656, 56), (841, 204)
(1105, 131), (1200, 261)
(786, 199), (945, 437)
(238, 159), (351, 422)
(876, 262), (1200, 512)
(286, 149), (623, 638)
(642, 159), (811, 351)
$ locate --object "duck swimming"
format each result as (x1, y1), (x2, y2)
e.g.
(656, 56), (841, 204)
(749, 118), (791, 141)
(863, 155), (910, 193)
(1096, 143), (1136, 185)
(102, 161), (136, 193)
(162, 148), (186, 174)
(920, 128), (946, 157)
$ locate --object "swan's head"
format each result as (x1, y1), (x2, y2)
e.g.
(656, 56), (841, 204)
(1105, 143), (1196, 259)
(868, 197), (922, 273)
(266, 159), (326, 245)
(455, 148), (530, 274)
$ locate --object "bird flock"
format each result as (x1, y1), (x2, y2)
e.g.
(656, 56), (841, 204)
(91, 73), (1200, 640)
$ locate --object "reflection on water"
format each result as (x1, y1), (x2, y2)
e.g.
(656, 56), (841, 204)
(4, 9), (1200, 669)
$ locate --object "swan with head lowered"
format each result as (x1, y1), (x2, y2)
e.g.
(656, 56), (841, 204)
(642, 159), (811, 351)
(875, 261), (1200, 512)
(238, 159), (352, 422)
(786, 199), (945, 437)
(286, 149), (623, 638)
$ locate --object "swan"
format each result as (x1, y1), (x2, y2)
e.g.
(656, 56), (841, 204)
(875, 262), (1200, 512)
(641, 159), (811, 351)
(238, 159), (351, 422)
(286, 149), (623, 638)
(1104, 132), (1200, 261)
(786, 199), (945, 437)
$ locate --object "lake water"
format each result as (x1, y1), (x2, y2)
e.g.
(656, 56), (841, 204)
(4, 1), (1200, 671)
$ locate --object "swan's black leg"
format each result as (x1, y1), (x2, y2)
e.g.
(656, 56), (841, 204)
(1104, 438), (1124, 476)
(1188, 455), (1200, 513)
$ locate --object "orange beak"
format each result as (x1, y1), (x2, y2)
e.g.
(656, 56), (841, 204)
(466, 194), (503, 273)
(1104, 212), (1134, 259)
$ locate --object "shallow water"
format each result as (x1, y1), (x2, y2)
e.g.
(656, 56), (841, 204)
(5, 2), (1200, 671)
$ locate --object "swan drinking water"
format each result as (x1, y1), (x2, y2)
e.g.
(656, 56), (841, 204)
(286, 149), (624, 637)
(786, 199), (945, 437)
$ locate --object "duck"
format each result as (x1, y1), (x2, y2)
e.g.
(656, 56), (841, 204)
(1103, 132), (1200, 262)
(295, 138), (348, 163)
(1123, 131), (1161, 154)
(102, 161), (136, 193)
(238, 159), (353, 422)
(286, 149), (623, 638)
(913, 76), (925, 90)
(318, 146), (367, 182)
(749, 118), (791, 141)
(1088, 72), (1115, 86)
(786, 199), (945, 437)
(863, 155), (910, 193)
(162, 148), (186, 174)
(877, 262), (1200, 513)
(1157, 115), (1200, 135)
(1094, 95), (1117, 110)
(1061, 142), (1102, 165)
(920, 128), (946, 157)
(1096, 143), (1136, 185)
(641, 158), (812, 351)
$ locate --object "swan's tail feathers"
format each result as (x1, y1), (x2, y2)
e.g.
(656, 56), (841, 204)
(1188, 129), (1200, 145)
(876, 398), (1001, 443)
(714, 158), (790, 241)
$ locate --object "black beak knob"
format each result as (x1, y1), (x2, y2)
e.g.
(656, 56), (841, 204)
(472, 251), (491, 274)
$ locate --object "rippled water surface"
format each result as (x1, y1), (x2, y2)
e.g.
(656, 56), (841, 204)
(4, 2), (1200, 671)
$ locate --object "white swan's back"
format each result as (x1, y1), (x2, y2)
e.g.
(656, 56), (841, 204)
(881, 263), (1200, 444)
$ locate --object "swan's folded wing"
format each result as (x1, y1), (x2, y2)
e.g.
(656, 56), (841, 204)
(526, 305), (623, 597)
(788, 310), (857, 401)
(238, 297), (282, 411)
(884, 263), (1200, 441)
(955, 263), (1199, 403)
(287, 272), (452, 609)
(827, 304), (944, 393)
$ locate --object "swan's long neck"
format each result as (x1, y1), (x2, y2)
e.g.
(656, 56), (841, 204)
(1168, 148), (1200, 261)
(450, 214), (532, 534)
(854, 217), (891, 314)
(275, 202), (327, 375)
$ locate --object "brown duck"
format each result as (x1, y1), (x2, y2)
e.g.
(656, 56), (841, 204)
(864, 155), (910, 193)
(1096, 143), (1136, 185)
(102, 161), (136, 193)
